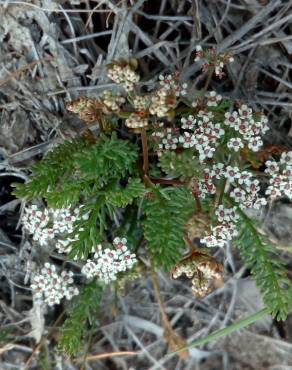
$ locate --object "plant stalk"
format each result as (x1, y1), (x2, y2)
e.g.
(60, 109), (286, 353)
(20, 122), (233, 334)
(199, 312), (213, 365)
(171, 307), (270, 354)
(141, 128), (149, 176)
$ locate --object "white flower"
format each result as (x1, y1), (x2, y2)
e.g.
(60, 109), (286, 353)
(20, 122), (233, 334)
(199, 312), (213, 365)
(159, 74), (187, 97)
(227, 138), (244, 152)
(238, 171), (252, 185)
(281, 181), (292, 200)
(181, 115), (196, 130)
(224, 111), (239, 128)
(247, 136), (263, 152)
(102, 91), (125, 112)
(265, 186), (282, 200)
(125, 113), (148, 129)
(162, 134), (178, 150)
(82, 237), (137, 283)
(215, 205), (238, 223)
(197, 110), (214, 120)
(149, 88), (174, 117)
(31, 263), (79, 307)
(283, 166), (292, 178)
(230, 187), (246, 202)
(280, 151), (292, 166)
(195, 45), (204, 61)
(107, 64), (140, 92)
(234, 122), (248, 137)
(212, 224), (235, 241)
(238, 104), (252, 119)
(207, 91), (222, 107)
(22, 204), (86, 253)
(200, 235), (224, 248)
(252, 197), (267, 209)
(131, 95), (149, 111)
(198, 146), (215, 162)
(246, 179), (260, 194)
(224, 166), (240, 181)
(194, 135), (209, 150)
(159, 74), (173, 90)
(212, 123), (225, 138)
(215, 61), (225, 77)
(211, 163), (225, 179)
(179, 132), (196, 148)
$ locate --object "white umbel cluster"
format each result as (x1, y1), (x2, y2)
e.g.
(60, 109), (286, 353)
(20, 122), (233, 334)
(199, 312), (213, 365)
(158, 73), (187, 97)
(22, 204), (87, 253)
(265, 151), (292, 200)
(224, 105), (269, 152)
(81, 238), (137, 284)
(149, 88), (174, 117)
(31, 263), (79, 306)
(125, 113), (148, 129)
(132, 95), (149, 111)
(107, 64), (140, 92)
(101, 90), (125, 112)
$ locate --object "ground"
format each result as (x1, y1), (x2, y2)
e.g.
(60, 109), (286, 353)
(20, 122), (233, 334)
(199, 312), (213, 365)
(0, 1), (292, 369)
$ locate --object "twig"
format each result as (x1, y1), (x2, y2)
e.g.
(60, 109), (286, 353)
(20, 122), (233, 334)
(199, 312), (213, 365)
(0, 57), (53, 87)
(0, 1), (112, 12)
(74, 350), (138, 363)
(141, 128), (149, 176)
(23, 311), (65, 370)
(151, 267), (189, 360)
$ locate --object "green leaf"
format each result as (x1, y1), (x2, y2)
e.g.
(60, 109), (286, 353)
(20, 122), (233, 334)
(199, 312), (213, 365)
(143, 186), (195, 270)
(58, 281), (103, 356)
(69, 197), (109, 259)
(74, 133), (139, 185)
(13, 138), (89, 201)
(106, 178), (146, 207)
(235, 207), (292, 321)
(158, 150), (202, 180)
(13, 134), (139, 209)
(171, 307), (270, 354)
(46, 182), (83, 208)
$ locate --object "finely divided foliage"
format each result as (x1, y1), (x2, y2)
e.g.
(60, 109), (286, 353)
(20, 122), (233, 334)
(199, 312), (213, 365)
(14, 48), (292, 354)
(144, 187), (195, 270)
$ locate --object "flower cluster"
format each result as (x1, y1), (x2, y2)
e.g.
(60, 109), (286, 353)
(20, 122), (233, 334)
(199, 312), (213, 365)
(228, 169), (267, 210)
(201, 205), (239, 248)
(195, 45), (234, 78)
(265, 151), (292, 200)
(31, 263), (79, 306)
(101, 90), (125, 112)
(151, 109), (225, 161)
(224, 105), (269, 152)
(149, 88), (176, 117)
(180, 110), (225, 162)
(131, 95), (149, 111)
(207, 91), (222, 107)
(197, 163), (267, 209)
(151, 126), (180, 155)
(172, 253), (223, 297)
(125, 113), (148, 129)
(158, 73), (188, 97)
(147, 73), (187, 117)
(22, 204), (87, 253)
(67, 96), (100, 123)
(81, 238), (137, 284)
(107, 63), (140, 91)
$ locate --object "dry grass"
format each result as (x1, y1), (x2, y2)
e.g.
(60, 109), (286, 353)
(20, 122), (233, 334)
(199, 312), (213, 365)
(0, 0), (292, 369)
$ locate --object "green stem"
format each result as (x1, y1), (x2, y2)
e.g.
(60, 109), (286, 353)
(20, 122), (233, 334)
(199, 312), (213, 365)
(202, 67), (214, 92)
(171, 307), (270, 354)
(214, 177), (227, 210)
